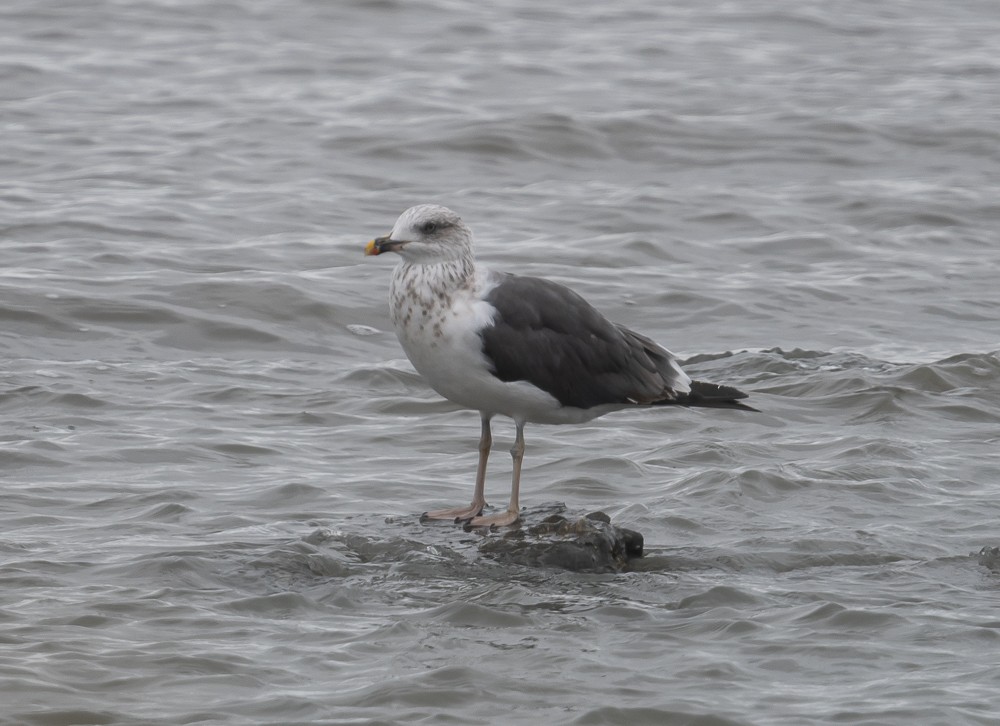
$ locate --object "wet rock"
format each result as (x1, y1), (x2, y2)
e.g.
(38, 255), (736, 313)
(475, 503), (644, 572)
(977, 545), (1000, 571)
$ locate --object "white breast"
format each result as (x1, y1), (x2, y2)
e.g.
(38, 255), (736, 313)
(388, 261), (586, 423)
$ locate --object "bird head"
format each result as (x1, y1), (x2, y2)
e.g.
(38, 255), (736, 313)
(365, 204), (473, 264)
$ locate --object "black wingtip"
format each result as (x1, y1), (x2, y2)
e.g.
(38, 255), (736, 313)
(675, 380), (759, 412)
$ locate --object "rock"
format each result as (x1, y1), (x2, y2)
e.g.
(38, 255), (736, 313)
(474, 503), (644, 572)
(977, 545), (1000, 571)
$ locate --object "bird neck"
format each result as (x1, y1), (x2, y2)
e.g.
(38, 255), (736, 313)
(394, 256), (476, 294)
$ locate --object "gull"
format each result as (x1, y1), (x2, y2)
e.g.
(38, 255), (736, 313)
(365, 204), (755, 528)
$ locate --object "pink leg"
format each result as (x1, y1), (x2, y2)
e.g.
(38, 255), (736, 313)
(467, 420), (524, 529)
(421, 414), (492, 523)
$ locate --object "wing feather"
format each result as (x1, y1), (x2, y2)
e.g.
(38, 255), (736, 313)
(480, 274), (688, 409)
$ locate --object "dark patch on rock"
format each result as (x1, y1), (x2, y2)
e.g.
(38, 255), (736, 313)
(977, 545), (1000, 571)
(474, 503), (643, 572)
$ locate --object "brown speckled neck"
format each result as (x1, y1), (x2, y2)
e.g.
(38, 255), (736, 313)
(389, 256), (477, 331)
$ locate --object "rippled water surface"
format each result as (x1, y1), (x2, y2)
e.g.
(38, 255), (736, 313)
(3, 0), (1000, 724)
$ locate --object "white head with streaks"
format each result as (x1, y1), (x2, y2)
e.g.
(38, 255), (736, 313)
(365, 204), (474, 264)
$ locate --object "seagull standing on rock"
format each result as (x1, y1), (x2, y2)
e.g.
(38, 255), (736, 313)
(365, 204), (756, 529)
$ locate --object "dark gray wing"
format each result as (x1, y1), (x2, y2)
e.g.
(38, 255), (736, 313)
(480, 273), (687, 409)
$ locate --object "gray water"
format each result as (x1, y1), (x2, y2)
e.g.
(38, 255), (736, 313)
(3, 0), (1000, 724)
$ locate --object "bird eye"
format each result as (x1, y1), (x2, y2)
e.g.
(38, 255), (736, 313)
(419, 221), (439, 234)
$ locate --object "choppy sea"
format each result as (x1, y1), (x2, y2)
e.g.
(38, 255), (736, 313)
(3, 0), (1000, 723)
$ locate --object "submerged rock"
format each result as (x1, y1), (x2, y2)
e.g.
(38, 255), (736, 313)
(977, 545), (1000, 571)
(474, 504), (644, 572)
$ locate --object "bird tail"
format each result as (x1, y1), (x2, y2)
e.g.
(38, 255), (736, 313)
(660, 380), (759, 412)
